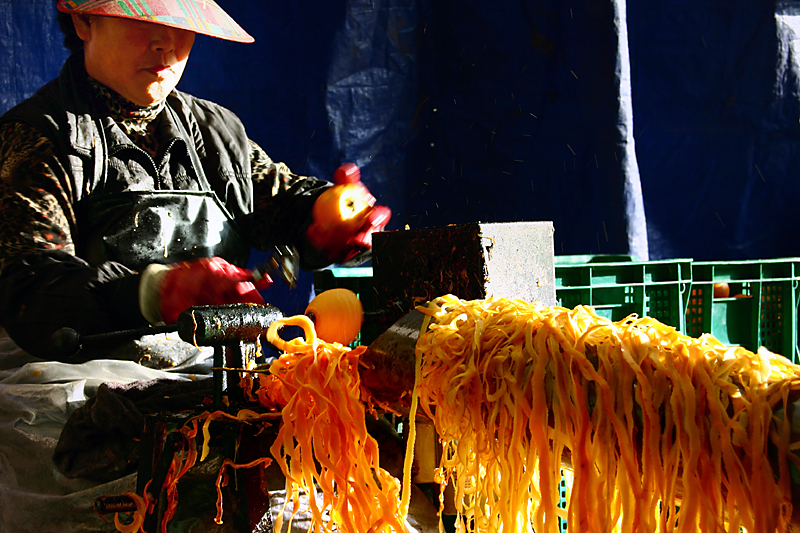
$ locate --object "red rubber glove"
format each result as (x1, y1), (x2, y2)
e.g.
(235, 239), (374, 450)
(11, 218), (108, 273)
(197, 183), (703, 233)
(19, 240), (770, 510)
(306, 163), (392, 263)
(140, 257), (269, 325)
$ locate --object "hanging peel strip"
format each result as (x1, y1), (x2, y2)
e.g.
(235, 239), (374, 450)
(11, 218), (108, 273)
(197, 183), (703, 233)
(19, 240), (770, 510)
(111, 409), (278, 533)
(113, 486), (150, 533)
(258, 315), (409, 533)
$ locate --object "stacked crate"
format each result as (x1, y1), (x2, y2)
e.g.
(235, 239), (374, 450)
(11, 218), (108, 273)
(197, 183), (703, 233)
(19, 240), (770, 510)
(554, 255), (692, 334)
(686, 259), (800, 363)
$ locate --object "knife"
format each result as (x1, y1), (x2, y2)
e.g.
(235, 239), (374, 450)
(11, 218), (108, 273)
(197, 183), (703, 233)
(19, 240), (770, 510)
(251, 244), (299, 289)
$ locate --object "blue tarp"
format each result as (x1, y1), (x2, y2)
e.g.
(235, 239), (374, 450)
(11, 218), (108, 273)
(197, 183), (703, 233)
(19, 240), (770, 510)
(3, 0), (800, 314)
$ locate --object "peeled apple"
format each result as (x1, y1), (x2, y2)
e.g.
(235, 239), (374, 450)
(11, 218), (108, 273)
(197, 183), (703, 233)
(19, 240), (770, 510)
(305, 288), (364, 345)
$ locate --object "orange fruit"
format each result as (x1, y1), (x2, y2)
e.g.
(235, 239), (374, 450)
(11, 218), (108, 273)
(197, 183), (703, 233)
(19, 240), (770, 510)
(713, 283), (730, 298)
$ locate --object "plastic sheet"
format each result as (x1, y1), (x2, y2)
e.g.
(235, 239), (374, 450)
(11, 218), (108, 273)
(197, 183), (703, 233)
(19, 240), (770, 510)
(188, 0), (800, 264)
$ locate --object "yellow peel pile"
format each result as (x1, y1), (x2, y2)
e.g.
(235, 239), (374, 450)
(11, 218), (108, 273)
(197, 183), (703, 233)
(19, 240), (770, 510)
(412, 295), (800, 532)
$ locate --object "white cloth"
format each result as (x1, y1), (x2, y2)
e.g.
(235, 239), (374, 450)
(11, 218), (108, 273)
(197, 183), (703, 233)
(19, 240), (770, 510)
(0, 329), (208, 533)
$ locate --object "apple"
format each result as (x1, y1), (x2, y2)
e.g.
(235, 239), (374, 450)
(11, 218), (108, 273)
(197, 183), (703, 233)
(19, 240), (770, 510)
(305, 288), (364, 345)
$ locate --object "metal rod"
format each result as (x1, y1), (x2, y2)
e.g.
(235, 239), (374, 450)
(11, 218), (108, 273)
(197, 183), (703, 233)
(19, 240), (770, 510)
(51, 324), (177, 359)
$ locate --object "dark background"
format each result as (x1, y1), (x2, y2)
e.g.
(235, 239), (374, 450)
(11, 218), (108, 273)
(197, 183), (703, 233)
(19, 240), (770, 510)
(3, 0), (800, 315)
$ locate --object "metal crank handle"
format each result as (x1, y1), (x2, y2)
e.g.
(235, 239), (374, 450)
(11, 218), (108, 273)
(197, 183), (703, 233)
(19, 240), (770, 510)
(51, 323), (177, 359)
(251, 245), (299, 290)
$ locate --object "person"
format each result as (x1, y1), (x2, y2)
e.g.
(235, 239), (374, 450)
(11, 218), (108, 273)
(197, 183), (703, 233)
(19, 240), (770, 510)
(0, 0), (391, 364)
(0, 6), (443, 533)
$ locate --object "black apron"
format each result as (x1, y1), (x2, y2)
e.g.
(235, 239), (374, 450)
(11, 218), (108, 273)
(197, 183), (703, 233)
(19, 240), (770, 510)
(77, 98), (251, 272)
(79, 190), (251, 272)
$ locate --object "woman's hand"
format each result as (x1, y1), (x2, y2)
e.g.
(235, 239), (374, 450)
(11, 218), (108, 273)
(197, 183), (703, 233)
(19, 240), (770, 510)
(139, 257), (269, 325)
(306, 163), (392, 263)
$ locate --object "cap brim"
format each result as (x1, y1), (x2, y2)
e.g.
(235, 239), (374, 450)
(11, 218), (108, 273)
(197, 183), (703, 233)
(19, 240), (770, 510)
(57, 0), (254, 43)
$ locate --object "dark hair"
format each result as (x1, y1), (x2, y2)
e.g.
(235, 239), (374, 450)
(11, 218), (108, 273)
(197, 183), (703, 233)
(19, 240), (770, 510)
(56, 7), (84, 52)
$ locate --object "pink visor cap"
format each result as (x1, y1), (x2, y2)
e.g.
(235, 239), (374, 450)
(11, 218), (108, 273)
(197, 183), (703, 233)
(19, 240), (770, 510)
(57, 0), (254, 43)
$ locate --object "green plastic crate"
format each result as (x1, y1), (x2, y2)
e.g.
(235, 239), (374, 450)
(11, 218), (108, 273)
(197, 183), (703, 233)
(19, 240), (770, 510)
(555, 258), (693, 332)
(686, 259), (800, 362)
(313, 267), (379, 346)
(555, 254), (635, 264)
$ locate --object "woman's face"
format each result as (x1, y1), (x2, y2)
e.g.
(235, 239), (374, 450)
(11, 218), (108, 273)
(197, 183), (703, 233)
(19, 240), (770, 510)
(73, 15), (195, 106)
